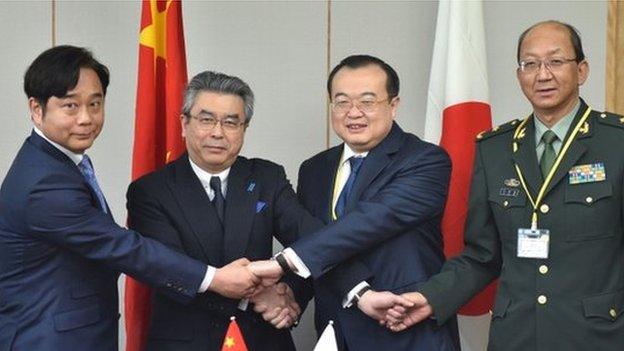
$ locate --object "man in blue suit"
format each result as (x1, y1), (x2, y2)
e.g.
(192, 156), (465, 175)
(251, 55), (460, 350)
(0, 46), (261, 350)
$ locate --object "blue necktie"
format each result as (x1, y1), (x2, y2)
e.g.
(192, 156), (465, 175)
(77, 155), (108, 213)
(334, 156), (365, 218)
(210, 176), (225, 224)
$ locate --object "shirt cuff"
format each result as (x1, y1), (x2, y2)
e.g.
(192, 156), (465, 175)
(342, 281), (370, 308)
(283, 248), (311, 278)
(198, 265), (216, 293)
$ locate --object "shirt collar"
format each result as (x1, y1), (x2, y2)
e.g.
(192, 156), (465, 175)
(340, 144), (369, 166)
(188, 157), (230, 190)
(534, 99), (580, 145)
(33, 127), (84, 165)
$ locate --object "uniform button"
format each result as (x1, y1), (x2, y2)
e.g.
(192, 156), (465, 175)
(585, 196), (593, 204)
(166, 283), (172, 287)
(503, 200), (509, 207)
(540, 204), (550, 214)
(539, 265), (549, 274)
(610, 309), (617, 318)
(600, 113), (607, 118)
(537, 295), (547, 304)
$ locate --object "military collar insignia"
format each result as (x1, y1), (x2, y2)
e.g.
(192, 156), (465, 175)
(578, 121), (590, 135)
(516, 127), (526, 139)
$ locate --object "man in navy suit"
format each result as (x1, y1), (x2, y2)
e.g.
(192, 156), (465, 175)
(0, 46), (262, 350)
(126, 71), (316, 350)
(251, 55), (460, 350)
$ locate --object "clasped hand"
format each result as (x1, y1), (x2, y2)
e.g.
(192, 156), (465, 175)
(208, 258), (300, 328)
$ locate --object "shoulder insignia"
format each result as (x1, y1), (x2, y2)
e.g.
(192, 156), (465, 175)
(596, 111), (624, 129)
(476, 119), (520, 141)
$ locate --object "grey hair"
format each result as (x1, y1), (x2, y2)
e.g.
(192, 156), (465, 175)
(181, 71), (254, 123)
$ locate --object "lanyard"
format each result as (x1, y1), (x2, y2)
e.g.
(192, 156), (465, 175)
(512, 106), (592, 229)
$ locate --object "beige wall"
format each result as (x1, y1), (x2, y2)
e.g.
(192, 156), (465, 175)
(0, 1), (607, 349)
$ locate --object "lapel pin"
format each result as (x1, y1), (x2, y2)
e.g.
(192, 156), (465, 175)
(247, 181), (256, 192)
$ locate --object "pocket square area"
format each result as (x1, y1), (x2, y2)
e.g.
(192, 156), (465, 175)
(256, 201), (267, 213)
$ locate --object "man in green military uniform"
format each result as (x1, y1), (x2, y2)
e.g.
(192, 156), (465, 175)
(385, 20), (624, 350)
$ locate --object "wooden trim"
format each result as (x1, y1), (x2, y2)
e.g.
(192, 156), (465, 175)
(606, 0), (624, 114)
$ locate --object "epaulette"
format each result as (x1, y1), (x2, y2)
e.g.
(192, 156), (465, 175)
(476, 119), (521, 141)
(596, 111), (624, 129)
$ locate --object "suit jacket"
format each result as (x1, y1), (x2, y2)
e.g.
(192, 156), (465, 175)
(420, 99), (624, 350)
(294, 122), (460, 351)
(0, 131), (206, 351)
(126, 154), (317, 351)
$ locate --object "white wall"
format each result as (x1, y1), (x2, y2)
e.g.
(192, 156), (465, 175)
(0, 1), (607, 350)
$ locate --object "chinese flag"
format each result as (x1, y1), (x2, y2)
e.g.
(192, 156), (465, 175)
(424, 1), (495, 350)
(221, 318), (249, 351)
(124, 1), (188, 351)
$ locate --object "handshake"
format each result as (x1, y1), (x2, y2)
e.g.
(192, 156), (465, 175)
(207, 258), (300, 329)
(209, 257), (435, 332)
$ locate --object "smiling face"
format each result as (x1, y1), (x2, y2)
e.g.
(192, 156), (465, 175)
(329, 64), (399, 153)
(30, 68), (104, 154)
(516, 22), (588, 125)
(181, 91), (247, 173)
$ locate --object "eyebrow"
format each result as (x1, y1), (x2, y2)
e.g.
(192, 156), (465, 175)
(60, 92), (104, 99)
(521, 48), (565, 58)
(333, 92), (377, 99)
(197, 109), (240, 120)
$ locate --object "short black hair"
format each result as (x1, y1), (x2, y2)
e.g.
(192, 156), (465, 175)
(517, 20), (585, 64)
(327, 55), (399, 99)
(24, 45), (110, 106)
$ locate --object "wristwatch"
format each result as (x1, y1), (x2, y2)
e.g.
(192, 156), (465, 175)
(353, 286), (372, 306)
(274, 251), (291, 273)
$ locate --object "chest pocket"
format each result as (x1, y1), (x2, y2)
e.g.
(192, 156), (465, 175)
(564, 180), (615, 241)
(488, 189), (528, 236)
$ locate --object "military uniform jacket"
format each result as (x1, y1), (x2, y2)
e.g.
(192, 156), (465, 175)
(419, 100), (624, 351)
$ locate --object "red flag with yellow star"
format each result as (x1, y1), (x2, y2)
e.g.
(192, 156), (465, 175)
(124, 1), (188, 350)
(221, 318), (249, 351)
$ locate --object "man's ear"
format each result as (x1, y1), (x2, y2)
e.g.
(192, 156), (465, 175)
(29, 97), (44, 126)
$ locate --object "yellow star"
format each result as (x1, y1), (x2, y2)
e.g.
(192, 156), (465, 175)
(139, 0), (171, 60)
(224, 336), (235, 348)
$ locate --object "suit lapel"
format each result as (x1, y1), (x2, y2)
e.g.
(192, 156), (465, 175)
(222, 158), (258, 263)
(346, 123), (403, 211)
(30, 131), (112, 216)
(321, 147), (342, 223)
(169, 155), (224, 265)
(511, 117), (543, 198)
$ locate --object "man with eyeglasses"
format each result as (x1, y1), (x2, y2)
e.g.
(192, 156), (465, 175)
(126, 71), (319, 350)
(384, 20), (624, 350)
(249, 55), (460, 350)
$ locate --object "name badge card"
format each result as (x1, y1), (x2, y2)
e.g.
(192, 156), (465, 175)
(517, 228), (550, 259)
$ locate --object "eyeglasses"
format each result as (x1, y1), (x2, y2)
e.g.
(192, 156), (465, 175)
(187, 114), (246, 132)
(330, 97), (392, 114)
(518, 57), (577, 74)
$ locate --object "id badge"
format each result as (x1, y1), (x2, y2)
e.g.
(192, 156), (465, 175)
(517, 228), (550, 259)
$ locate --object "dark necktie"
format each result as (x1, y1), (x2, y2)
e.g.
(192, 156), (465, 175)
(334, 157), (365, 218)
(210, 176), (225, 223)
(540, 130), (558, 178)
(77, 155), (108, 213)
